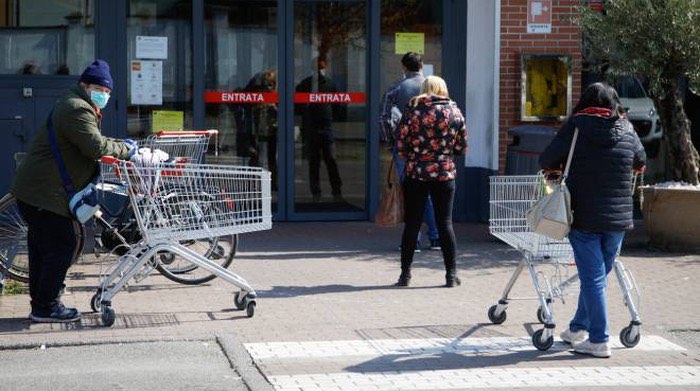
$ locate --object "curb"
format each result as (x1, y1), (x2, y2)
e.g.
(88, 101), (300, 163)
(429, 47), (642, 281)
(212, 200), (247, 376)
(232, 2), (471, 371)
(0, 335), (207, 351)
(217, 334), (274, 391)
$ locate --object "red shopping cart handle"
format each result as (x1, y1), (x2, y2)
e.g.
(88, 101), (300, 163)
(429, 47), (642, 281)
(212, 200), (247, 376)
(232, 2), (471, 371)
(154, 129), (218, 137)
(101, 155), (187, 165)
(100, 155), (121, 164)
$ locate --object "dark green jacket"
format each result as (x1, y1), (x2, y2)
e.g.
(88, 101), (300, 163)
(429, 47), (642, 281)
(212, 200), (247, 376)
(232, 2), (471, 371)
(11, 85), (130, 217)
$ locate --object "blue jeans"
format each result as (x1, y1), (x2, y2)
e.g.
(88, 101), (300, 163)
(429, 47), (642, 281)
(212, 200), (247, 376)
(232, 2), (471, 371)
(393, 149), (438, 241)
(567, 229), (625, 343)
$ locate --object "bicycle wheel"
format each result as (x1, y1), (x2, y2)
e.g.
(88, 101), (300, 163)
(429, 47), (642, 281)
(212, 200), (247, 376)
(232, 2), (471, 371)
(0, 194), (86, 284)
(155, 234), (237, 285)
(0, 194), (29, 283)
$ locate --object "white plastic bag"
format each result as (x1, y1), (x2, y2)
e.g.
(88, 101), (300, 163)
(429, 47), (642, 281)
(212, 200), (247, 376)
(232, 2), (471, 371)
(130, 147), (170, 165)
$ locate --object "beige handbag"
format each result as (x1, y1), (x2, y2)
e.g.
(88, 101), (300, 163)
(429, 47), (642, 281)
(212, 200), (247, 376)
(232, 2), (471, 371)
(526, 128), (579, 240)
(375, 157), (404, 227)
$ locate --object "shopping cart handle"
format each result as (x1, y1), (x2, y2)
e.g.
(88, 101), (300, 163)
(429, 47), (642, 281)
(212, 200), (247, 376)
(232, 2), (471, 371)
(155, 129), (219, 137)
(100, 156), (120, 164)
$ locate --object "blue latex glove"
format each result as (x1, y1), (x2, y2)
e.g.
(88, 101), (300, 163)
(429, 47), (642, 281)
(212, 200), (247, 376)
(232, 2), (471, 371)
(122, 138), (138, 158)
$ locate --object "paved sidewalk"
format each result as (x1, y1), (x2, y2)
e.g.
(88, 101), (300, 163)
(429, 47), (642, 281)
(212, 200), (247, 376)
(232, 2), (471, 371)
(1, 222), (699, 390)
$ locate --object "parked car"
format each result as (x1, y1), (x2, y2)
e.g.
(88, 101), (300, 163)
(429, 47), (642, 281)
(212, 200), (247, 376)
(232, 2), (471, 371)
(616, 77), (662, 158)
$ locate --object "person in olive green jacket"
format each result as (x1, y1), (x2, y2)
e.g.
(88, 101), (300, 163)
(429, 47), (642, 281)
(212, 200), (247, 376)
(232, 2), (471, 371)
(11, 60), (136, 323)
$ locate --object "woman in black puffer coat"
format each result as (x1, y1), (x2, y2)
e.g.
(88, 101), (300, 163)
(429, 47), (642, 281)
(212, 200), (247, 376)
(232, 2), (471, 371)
(539, 82), (646, 358)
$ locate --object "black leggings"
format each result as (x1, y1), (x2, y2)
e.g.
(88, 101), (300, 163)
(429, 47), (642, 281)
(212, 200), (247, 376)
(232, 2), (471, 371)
(400, 178), (456, 274)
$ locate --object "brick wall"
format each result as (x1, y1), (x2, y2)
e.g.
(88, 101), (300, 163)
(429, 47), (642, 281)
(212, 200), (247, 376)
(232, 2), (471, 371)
(499, 0), (583, 172)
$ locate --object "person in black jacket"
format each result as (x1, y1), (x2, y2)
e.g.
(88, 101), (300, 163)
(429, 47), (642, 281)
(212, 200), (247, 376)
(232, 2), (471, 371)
(539, 82), (646, 358)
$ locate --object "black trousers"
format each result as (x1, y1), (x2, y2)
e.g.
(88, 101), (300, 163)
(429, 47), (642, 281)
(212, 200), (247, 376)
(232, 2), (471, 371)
(400, 178), (457, 275)
(307, 129), (342, 195)
(17, 201), (81, 313)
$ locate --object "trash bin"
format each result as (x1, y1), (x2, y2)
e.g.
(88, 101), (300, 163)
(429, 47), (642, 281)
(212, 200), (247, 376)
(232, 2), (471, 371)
(505, 125), (558, 175)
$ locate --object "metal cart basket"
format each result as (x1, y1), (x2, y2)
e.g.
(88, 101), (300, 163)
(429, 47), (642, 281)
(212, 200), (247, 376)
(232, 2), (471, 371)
(101, 130), (220, 185)
(93, 157), (272, 326)
(487, 174), (642, 350)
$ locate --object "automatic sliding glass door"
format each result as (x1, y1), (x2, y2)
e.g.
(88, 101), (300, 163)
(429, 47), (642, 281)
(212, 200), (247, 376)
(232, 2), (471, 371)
(291, 1), (367, 216)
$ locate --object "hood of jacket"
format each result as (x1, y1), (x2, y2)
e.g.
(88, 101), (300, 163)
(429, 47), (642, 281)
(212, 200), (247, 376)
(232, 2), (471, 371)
(571, 112), (630, 147)
(415, 95), (453, 108)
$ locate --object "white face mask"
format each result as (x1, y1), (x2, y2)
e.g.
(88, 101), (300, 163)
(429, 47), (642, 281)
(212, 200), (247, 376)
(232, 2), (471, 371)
(318, 69), (327, 77)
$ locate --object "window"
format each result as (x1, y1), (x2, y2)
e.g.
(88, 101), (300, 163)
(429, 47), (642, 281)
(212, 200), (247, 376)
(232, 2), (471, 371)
(521, 54), (572, 121)
(126, 0), (192, 137)
(0, 0), (94, 75)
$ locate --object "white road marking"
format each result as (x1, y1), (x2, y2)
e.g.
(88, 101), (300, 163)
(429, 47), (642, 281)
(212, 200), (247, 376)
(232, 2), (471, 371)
(268, 366), (700, 391)
(245, 335), (685, 360)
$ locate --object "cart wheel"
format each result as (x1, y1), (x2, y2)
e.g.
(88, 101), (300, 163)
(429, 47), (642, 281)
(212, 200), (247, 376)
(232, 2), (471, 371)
(537, 306), (546, 324)
(488, 305), (507, 324)
(90, 292), (102, 312)
(246, 301), (256, 318)
(101, 307), (116, 327)
(234, 292), (246, 310)
(532, 329), (554, 351)
(619, 325), (641, 348)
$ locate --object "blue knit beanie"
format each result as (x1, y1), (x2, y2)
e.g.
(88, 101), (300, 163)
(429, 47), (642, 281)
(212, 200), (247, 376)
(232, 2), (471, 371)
(79, 60), (113, 90)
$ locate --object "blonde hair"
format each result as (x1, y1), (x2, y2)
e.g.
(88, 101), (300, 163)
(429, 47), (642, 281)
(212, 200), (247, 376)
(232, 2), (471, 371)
(409, 76), (450, 107)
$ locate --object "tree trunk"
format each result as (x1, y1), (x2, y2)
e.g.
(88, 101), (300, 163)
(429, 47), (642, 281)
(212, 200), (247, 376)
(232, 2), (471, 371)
(655, 81), (700, 185)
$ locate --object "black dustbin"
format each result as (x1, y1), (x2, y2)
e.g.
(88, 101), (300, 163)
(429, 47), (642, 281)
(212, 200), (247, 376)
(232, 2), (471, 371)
(505, 125), (558, 175)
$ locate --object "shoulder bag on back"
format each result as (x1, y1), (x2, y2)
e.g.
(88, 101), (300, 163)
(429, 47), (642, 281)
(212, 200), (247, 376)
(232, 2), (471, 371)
(525, 128), (579, 240)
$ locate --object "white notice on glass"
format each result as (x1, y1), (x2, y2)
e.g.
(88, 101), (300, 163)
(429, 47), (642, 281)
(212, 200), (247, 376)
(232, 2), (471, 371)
(423, 64), (434, 76)
(130, 60), (163, 105)
(136, 36), (168, 59)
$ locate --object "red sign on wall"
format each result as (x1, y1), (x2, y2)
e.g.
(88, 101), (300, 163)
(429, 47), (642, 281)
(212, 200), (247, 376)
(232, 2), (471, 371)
(294, 92), (366, 104)
(527, 0), (552, 34)
(204, 91), (279, 104)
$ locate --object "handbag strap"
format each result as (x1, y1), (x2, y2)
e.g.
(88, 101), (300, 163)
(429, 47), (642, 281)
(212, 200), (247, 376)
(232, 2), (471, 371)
(561, 127), (579, 184)
(45, 110), (76, 197)
(387, 155), (398, 185)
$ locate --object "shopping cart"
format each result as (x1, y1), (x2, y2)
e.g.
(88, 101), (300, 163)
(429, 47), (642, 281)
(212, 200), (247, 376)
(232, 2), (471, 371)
(96, 130), (242, 285)
(142, 130), (219, 163)
(100, 130), (219, 185)
(487, 173), (642, 351)
(92, 157), (272, 326)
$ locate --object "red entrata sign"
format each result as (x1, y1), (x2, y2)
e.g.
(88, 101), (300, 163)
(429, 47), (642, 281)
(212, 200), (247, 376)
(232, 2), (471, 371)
(205, 91), (366, 104)
(204, 91), (279, 104)
(294, 92), (366, 104)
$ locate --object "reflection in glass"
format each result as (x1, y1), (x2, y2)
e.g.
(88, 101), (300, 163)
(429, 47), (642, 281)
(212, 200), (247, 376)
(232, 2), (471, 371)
(204, 1), (278, 212)
(126, 0), (193, 137)
(0, 0), (95, 75)
(521, 54), (571, 121)
(294, 1), (366, 214)
(378, 0), (443, 200)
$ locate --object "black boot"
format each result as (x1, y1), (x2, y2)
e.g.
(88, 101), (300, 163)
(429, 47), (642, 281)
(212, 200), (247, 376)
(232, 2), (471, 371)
(395, 271), (411, 287)
(445, 271), (461, 288)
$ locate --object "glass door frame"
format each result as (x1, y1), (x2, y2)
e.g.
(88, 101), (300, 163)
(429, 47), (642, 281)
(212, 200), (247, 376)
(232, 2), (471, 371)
(98, 0), (461, 221)
(283, 0), (375, 221)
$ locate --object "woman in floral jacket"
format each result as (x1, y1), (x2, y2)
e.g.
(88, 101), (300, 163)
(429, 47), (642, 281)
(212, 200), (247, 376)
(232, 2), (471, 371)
(394, 76), (468, 287)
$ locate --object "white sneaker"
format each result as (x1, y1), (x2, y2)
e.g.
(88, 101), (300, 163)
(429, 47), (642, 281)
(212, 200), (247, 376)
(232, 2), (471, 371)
(560, 328), (588, 346)
(573, 339), (611, 358)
